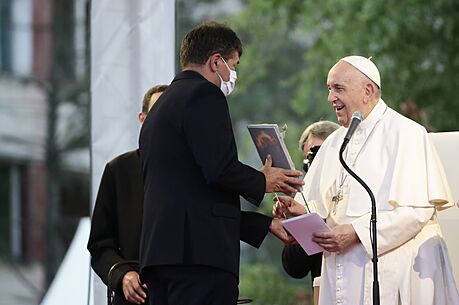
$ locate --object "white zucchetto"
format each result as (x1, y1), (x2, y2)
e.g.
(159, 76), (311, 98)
(341, 55), (381, 88)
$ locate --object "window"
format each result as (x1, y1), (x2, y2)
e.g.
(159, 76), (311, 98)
(0, 0), (12, 72)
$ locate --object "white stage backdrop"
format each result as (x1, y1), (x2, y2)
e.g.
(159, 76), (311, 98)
(430, 131), (459, 283)
(90, 0), (175, 304)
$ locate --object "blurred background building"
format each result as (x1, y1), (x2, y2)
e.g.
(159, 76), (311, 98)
(0, 0), (89, 304)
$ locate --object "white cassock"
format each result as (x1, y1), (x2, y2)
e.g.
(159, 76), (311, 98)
(297, 99), (459, 305)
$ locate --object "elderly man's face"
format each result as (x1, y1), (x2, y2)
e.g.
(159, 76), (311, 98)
(327, 61), (366, 128)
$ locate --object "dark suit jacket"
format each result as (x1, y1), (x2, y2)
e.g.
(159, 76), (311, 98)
(87, 150), (143, 305)
(139, 70), (271, 278)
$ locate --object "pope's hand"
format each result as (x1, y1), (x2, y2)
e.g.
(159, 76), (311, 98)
(272, 200), (285, 218)
(312, 224), (359, 254)
(262, 155), (304, 194)
(275, 195), (307, 218)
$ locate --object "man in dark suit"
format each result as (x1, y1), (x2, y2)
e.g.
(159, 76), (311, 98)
(139, 22), (304, 305)
(87, 84), (167, 305)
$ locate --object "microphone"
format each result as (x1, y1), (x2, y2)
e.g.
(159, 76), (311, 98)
(344, 111), (364, 142)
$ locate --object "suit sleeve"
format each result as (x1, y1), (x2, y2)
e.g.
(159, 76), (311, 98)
(184, 85), (265, 205)
(240, 211), (272, 247)
(87, 164), (137, 295)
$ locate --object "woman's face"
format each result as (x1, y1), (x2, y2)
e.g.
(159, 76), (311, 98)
(302, 136), (324, 158)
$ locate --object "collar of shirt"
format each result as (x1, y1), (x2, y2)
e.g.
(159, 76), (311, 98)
(358, 98), (388, 131)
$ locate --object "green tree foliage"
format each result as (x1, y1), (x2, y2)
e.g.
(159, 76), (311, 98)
(230, 0), (459, 131)
(239, 263), (312, 305)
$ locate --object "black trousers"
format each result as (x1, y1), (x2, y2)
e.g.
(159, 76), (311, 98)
(142, 265), (238, 305)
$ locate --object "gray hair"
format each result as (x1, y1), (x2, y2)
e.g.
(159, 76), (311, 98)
(299, 120), (340, 151)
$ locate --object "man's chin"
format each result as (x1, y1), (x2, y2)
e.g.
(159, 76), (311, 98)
(337, 117), (348, 127)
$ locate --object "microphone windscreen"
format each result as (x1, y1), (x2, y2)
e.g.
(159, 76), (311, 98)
(352, 111), (364, 121)
(344, 111), (364, 141)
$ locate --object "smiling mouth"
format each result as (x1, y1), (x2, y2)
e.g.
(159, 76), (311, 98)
(336, 105), (345, 111)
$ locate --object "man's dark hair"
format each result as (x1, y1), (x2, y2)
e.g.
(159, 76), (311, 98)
(180, 21), (243, 68)
(141, 84), (168, 113)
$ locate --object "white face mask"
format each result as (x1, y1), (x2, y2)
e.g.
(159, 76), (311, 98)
(217, 57), (237, 96)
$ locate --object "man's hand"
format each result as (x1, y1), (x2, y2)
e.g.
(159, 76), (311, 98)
(272, 200), (285, 218)
(274, 195), (307, 218)
(122, 271), (148, 304)
(312, 224), (359, 254)
(262, 155), (304, 193)
(269, 218), (295, 244)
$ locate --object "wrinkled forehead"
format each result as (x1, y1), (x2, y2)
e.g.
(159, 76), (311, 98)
(327, 61), (364, 87)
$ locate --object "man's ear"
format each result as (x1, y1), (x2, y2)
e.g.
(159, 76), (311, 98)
(138, 112), (146, 124)
(209, 53), (221, 72)
(363, 82), (375, 104)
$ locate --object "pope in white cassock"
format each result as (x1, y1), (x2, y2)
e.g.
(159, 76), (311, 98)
(276, 56), (459, 305)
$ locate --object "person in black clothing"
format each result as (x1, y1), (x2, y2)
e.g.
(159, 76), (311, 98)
(139, 22), (304, 305)
(278, 121), (338, 283)
(87, 85), (167, 305)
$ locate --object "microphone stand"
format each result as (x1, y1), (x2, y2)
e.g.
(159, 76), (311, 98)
(339, 139), (380, 305)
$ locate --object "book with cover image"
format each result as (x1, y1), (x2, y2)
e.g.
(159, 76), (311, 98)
(247, 124), (296, 170)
